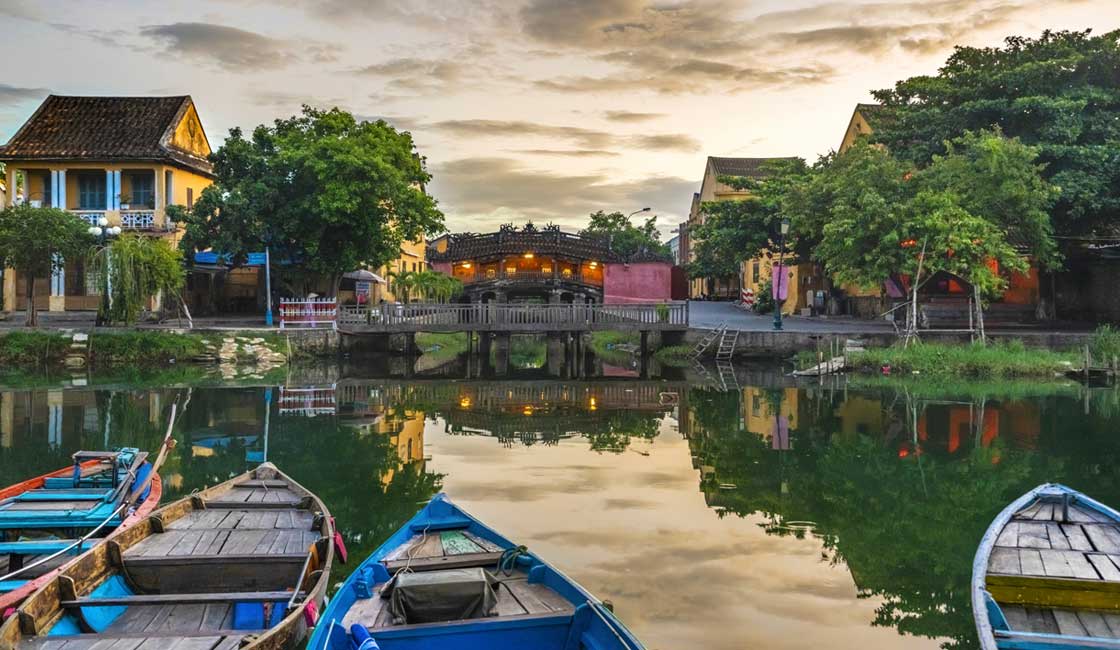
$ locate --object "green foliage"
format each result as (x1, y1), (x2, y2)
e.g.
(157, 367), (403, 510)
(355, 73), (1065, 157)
(89, 331), (213, 365)
(847, 340), (1077, 378)
(688, 159), (810, 282)
(508, 335), (546, 369)
(871, 29), (1120, 237)
(0, 205), (94, 325)
(173, 106), (444, 296)
(1090, 325), (1120, 363)
(798, 131), (1056, 300)
(588, 331), (639, 366)
(581, 210), (668, 259)
(416, 332), (468, 364)
(0, 331), (70, 366)
(88, 234), (185, 325)
(411, 270), (462, 302)
(754, 278), (775, 314)
(652, 344), (691, 367)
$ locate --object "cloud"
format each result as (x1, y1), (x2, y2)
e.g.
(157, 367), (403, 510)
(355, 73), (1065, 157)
(352, 58), (468, 94)
(0, 84), (48, 107)
(139, 22), (340, 71)
(425, 119), (699, 152)
(428, 156), (695, 231)
(603, 110), (665, 123)
(514, 149), (621, 157)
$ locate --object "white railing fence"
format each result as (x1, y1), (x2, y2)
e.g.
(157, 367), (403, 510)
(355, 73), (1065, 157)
(280, 298), (338, 330)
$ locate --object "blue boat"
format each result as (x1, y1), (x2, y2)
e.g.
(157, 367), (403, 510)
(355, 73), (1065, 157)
(973, 483), (1120, 650)
(0, 449), (158, 611)
(309, 494), (645, 650)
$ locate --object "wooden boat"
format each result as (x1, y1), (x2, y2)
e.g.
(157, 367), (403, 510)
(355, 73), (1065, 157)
(308, 493), (645, 650)
(0, 450), (163, 615)
(973, 483), (1120, 650)
(0, 463), (335, 650)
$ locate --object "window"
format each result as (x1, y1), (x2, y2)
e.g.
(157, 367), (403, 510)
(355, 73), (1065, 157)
(751, 260), (759, 284)
(78, 173), (106, 210)
(42, 173), (51, 207)
(165, 171), (173, 206)
(186, 187), (194, 209)
(130, 173), (154, 207)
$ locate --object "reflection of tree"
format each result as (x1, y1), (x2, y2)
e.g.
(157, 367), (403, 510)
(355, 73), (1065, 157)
(688, 384), (1120, 650)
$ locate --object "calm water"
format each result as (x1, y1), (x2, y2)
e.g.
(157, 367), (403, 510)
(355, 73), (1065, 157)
(1, 363), (1119, 650)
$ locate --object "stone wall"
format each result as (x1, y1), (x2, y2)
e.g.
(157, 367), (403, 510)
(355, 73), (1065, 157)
(604, 262), (672, 303)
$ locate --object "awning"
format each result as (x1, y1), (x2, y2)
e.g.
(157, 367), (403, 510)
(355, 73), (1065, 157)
(343, 269), (386, 283)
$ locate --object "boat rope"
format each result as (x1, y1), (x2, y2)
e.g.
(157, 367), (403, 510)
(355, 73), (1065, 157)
(496, 545), (528, 577)
(587, 600), (640, 650)
(0, 500), (129, 583)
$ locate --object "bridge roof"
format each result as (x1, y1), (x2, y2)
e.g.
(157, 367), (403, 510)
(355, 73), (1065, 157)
(428, 223), (671, 264)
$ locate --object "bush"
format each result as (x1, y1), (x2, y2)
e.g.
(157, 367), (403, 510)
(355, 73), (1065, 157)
(846, 340), (1076, 378)
(754, 279), (775, 314)
(653, 344), (692, 367)
(0, 331), (70, 365)
(89, 331), (212, 365)
(1090, 325), (1120, 364)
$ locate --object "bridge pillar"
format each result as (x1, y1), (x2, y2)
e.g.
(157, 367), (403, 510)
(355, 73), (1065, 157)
(546, 332), (565, 377)
(493, 332), (511, 376)
(477, 332), (492, 378)
(640, 330), (650, 379)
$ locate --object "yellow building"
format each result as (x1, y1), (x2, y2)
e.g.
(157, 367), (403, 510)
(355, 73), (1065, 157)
(686, 156), (820, 314)
(0, 95), (214, 312)
(839, 103), (882, 154)
(376, 236), (427, 302)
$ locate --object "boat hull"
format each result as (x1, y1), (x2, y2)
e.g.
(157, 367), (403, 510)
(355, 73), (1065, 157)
(309, 493), (644, 650)
(972, 483), (1120, 650)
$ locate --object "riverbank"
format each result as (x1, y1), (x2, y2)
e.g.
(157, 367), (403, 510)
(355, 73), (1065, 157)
(0, 329), (328, 375)
(799, 326), (1120, 380)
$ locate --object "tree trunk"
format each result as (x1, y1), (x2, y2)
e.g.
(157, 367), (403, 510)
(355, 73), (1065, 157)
(973, 283), (987, 344)
(25, 273), (36, 327)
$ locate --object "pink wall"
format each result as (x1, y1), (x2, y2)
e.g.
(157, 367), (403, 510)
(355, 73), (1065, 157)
(603, 262), (672, 303)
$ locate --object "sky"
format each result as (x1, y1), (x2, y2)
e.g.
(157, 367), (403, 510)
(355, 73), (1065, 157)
(1, 0), (1118, 239)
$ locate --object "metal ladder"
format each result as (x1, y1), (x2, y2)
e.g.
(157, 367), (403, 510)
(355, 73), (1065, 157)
(715, 328), (739, 362)
(690, 324), (726, 359)
(716, 361), (739, 392)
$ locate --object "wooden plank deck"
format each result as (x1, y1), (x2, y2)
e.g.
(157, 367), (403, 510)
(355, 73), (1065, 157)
(1003, 606), (1120, 638)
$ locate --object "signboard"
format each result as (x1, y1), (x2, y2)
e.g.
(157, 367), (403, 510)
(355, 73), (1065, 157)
(771, 263), (789, 301)
(355, 281), (371, 304)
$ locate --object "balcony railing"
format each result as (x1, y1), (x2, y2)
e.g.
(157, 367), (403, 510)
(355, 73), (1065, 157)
(69, 210), (169, 232)
(121, 210), (157, 230)
(459, 270), (602, 286)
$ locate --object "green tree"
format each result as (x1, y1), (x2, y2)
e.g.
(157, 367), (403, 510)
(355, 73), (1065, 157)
(411, 270), (462, 303)
(173, 106), (444, 296)
(0, 205), (92, 326)
(387, 269), (417, 303)
(580, 211), (669, 258)
(88, 234), (186, 326)
(687, 158), (811, 287)
(871, 29), (1120, 237)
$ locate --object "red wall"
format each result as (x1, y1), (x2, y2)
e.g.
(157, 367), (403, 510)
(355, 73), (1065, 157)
(604, 262), (672, 303)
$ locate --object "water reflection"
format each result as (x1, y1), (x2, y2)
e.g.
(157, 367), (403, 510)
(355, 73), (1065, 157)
(1, 372), (1118, 650)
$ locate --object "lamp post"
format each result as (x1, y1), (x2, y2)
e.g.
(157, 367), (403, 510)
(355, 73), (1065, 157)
(773, 217), (790, 331)
(627, 207), (651, 219)
(88, 218), (122, 326)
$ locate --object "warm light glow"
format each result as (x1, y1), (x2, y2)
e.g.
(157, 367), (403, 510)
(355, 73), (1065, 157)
(589, 397), (597, 411)
(589, 261), (598, 268)
(524, 252), (534, 259)
(522, 405), (534, 416)
(461, 262), (472, 269)
(506, 267), (516, 274)
(459, 397), (471, 408)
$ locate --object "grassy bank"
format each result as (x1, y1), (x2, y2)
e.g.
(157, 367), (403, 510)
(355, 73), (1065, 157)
(0, 329), (292, 370)
(845, 340), (1077, 378)
(416, 332), (469, 365)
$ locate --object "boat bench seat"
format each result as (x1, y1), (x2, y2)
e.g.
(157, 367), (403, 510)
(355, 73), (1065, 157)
(0, 540), (96, 555)
(61, 590), (303, 607)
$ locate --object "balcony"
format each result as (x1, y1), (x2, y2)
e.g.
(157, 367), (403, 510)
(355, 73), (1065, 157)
(70, 210), (169, 232)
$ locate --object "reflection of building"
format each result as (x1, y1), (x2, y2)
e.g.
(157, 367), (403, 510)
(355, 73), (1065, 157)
(1, 95), (214, 313)
(742, 387), (799, 439)
(428, 223), (672, 305)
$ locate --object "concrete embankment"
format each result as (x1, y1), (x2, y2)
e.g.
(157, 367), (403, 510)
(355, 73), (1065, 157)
(683, 327), (1094, 359)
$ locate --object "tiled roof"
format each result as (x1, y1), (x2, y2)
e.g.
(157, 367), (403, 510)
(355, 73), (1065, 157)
(428, 224), (672, 264)
(854, 103), (884, 125)
(0, 95), (213, 176)
(708, 156), (799, 179)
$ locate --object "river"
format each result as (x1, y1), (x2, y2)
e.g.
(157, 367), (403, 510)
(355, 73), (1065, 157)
(1, 358), (1118, 650)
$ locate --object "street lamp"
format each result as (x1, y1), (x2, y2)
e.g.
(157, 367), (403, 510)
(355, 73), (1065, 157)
(773, 217), (791, 331)
(627, 207), (651, 219)
(89, 222), (122, 326)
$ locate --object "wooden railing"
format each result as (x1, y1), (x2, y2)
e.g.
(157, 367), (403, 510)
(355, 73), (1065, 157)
(337, 301), (688, 332)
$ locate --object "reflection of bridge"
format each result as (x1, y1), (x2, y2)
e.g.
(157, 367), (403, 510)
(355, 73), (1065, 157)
(337, 302), (689, 333)
(336, 379), (687, 413)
